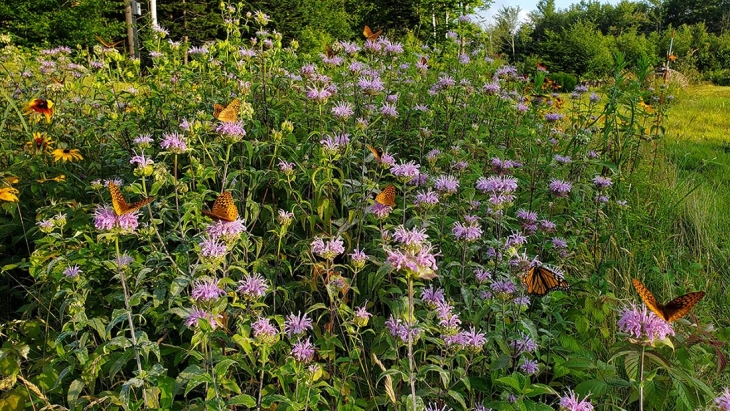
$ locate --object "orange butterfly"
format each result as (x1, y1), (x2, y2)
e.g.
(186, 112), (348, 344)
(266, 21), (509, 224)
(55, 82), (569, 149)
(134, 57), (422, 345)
(325, 44), (338, 58)
(366, 145), (383, 161)
(213, 98), (241, 123)
(632, 278), (705, 322)
(375, 184), (396, 207)
(363, 25), (382, 41)
(95, 35), (124, 49)
(109, 182), (154, 216)
(522, 265), (569, 296)
(202, 191), (239, 222)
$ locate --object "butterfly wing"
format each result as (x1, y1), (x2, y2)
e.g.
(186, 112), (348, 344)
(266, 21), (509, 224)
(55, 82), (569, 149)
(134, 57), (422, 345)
(632, 278), (667, 320)
(663, 291), (705, 322)
(109, 182), (153, 216)
(214, 98), (240, 123)
(202, 191), (238, 222)
(363, 25), (382, 41)
(366, 145), (382, 161)
(375, 184), (396, 207)
(524, 266), (569, 296)
(326, 44), (336, 58)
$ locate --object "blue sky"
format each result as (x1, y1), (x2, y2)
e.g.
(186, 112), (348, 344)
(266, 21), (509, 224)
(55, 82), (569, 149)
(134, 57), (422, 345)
(475, 0), (621, 26)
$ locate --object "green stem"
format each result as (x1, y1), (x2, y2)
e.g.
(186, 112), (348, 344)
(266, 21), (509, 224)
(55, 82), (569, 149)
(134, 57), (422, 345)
(407, 277), (417, 411)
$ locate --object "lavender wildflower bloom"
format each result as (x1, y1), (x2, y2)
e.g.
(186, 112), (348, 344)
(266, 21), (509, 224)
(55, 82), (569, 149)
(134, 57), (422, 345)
(134, 134), (153, 147)
(483, 81), (501, 94)
(340, 306), (368, 330)
(597, 195), (609, 203)
(476, 175), (518, 194)
(283, 311), (314, 337)
(539, 219), (556, 232)
(391, 160), (420, 182)
(549, 179), (572, 198)
(94, 205), (140, 232)
(188, 46), (209, 55)
(63, 265), (82, 278)
(464, 327), (487, 351)
(434, 175), (459, 195)
(715, 388), (730, 410)
(311, 236), (345, 260)
(421, 284), (445, 306)
(414, 190), (439, 209)
(370, 202), (393, 219)
(426, 149), (440, 162)
(559, 389), (594, 411)
(511, 332), (538, 354)
(491, 279), (517, 296)
(452, 161), (469, 172)
(130, 152), (154, 168)
(459, 53), (471, 64)
(425, 403), (452, 411)
(452, 221), (483, 242)
(115, 254), (134, 268)
(617, 304), (675, 343)
(385, 316), (421, 343)
(185, 307), (220, 329)
(350, 248), (368, 269)
(514, 295), (530, 308)
(474, 267), (491, 283)
(160, 132), (187, 153)
(545, 112), (564, 122)
(206, 219), (246, 242)
(331, 101), (354, 119)
(554, 154), (571, 164)
(306, 86), (333, 103)
(589, 92), (600, 103)
(236, 273), (269, 300)
(277, 209), (294, 226)
(291, 338), (316, 363)
(593, 175), (612, 189)
(380, 102), (398, 118)
(278, 159), (295, 176)
(252, 317), (278, 344)
(191, 278), (227, 302)
(520, 358), (540, 375)
(393, 226), (429, 248)
(37, 219), (54, 233)
(215, 121), (247, 141)
(386, 245), (438, 280)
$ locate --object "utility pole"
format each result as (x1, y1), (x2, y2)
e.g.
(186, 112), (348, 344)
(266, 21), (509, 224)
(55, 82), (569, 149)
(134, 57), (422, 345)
(151, 0), (158, 27)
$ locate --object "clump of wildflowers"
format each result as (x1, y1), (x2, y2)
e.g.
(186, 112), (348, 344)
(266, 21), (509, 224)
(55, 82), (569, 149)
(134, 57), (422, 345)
(617, 304), (675, 344)
(558, 389), (593, 411)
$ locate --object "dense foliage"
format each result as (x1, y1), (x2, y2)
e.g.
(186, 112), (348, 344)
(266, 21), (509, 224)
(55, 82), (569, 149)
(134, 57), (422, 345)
(1, 7), (729, 411)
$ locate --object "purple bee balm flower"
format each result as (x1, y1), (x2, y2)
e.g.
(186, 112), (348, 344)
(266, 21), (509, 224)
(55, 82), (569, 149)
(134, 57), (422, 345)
(206, 219), (246, 242)
(93, 205), (140, 233)
(161, 132), (187, 153)
(510, 332), (538, 354)
(380, 102), (398, 118)
(426, 149), (440, 162)
(311, 236), (345, 260)
(539, 219), (556, 232)
(474, 267), (491, 283)
(236, 273), (269, 300)
(559, 389), (594, 411)
(617, 304), (675, 343)
(483, 81), (500, 94)
(434, 174), (459, 194)
(134, 134), (153, 146)
(414, 190), (439, 208)
(545, 112), (564, 122)
(393, 226), (429, 247)
(37, 218), (54, 233)
(130, 152), (154, 168)
(283, 311), (313, 337)
(215, 121), (247, 140)
(386, 246), (438, 280)
(251, 317), (278, 344)
(278, 159), (295, 175)
(435, 301), (461, 329)
(464, 327), (487, 350)
(115, 254), (134, 268)
(370, 201), (393, 219)
(191, 278), (227, 301)
(199, 236), (227, 260)
(476, 175), (518, 194)
(593, 175), (612, 189)
(353, 305), (372, 326)
(421, 284), (445, 306)
(553, 154), (571, 164)
(391, 160), (421, 181)
(589, 92), (600, 103)
(63, 265), (82, 278)
(549, 179), (572, 198)
(291, 338), (316, 363)
(331, 101), (354, 119)
(425, 403), (452, 411)
(185, 307), (220, 329)
(520, 358), (539, 375)
(452, 221), (483, 242)
(385, 316), (421, 343)
(715, 388), (730, 411)
(516, 103), (529, 112)
(491, 279), (517, 296)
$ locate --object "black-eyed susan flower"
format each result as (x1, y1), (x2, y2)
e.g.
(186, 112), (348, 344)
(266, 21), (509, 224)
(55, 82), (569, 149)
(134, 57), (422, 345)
(52, 148), (83, 162)
(25, 132), (54, 154)
(23, 98), (55, 123)
(0, 187), (19, 202)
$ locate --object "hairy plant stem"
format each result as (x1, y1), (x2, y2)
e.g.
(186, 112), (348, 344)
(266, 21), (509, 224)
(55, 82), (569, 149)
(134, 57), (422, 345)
(639, 345), (646, 411)
(407, 277), (417, 411)
(114, 236), (147, 406)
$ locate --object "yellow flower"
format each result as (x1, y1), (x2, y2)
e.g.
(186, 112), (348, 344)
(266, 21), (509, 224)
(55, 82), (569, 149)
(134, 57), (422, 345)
(23, 98), (55, 123)
(52, 148), (83, 162)
(25, 132), (54, 154)
(5, 176), (19, 184)
(0, 187), (19, 202)
(638, 100), (654, 114)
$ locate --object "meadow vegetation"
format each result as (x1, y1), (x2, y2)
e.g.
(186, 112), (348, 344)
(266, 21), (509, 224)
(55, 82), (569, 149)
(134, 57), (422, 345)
(1, 7), (730, 411)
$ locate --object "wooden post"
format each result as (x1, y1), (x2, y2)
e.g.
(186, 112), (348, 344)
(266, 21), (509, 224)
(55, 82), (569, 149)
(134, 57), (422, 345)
(125, 0), (135, 58)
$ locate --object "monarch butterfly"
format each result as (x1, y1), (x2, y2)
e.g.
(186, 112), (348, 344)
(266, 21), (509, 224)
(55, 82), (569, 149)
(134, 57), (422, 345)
(363, 25), (382, 41)
(95, 35), (124, 49)
(631, 278), (705, 322)
(536, 62), (548, 72)
(522, 264), (570, 296)
(366, 145), (383, 161)
(325, 44), (338, 58)
(109, 182), (154, 216)
(213, 98), (241, 123)
(202, 191), (239, 222)
(375, 184), (396, 207)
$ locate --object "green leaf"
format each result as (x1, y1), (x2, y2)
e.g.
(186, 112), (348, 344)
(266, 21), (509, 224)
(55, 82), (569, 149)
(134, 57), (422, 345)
(228, 394), (257, 407)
